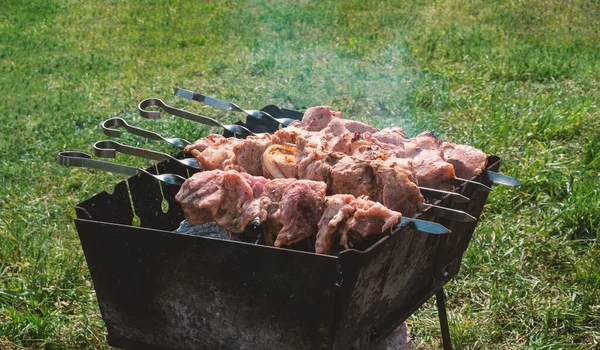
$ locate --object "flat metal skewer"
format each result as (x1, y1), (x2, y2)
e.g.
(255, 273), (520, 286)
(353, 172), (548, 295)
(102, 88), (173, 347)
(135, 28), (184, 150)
(399, 217), (450, 234)
(57, 151), (187, 186)
(418, 204), (477, 223)
(486, 170), (521, 186)
(174, 87), (296, 127)
(138, 98), (257, 137)
(418, 187), (470, 203)
(450, 177), (493, 192)
(93, 140), (200, 170)
(102, 117), (190, 149)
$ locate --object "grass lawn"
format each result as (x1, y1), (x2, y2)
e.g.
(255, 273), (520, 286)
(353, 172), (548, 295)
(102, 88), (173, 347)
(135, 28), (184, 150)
(1, 0), (599, 348)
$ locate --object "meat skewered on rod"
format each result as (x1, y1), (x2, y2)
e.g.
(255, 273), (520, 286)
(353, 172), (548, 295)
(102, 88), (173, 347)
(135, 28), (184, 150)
(56, 152), (452, 255)
(292, 106), (516, 186)
(182, 106), (495, 196)
(175, 169), (448, 255)
(185, 136), (471, 204)
(188, 147), (475, 223)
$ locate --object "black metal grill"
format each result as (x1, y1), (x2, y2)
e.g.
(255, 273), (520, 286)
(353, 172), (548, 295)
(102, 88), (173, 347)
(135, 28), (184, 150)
(72, 112), (500, 350)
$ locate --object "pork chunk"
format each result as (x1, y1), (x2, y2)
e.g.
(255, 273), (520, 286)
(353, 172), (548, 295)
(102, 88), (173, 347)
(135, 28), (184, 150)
(340, 197), (402, 249)
(315, 194), (356, 254)
(442, 142), (487, 179)
(274, 180), (327, 247)
(300, 106), (341, 131)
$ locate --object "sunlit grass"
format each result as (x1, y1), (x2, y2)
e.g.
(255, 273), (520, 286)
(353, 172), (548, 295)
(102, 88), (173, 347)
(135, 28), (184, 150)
(1, 0), (599, 348)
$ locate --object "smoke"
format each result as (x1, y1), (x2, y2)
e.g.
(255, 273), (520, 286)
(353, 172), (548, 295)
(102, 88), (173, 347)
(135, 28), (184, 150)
(203, 1), (422, 134)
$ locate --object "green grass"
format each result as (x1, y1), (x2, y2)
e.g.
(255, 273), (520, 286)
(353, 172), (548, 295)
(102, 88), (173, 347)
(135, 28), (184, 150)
(1, 0), (599, 348)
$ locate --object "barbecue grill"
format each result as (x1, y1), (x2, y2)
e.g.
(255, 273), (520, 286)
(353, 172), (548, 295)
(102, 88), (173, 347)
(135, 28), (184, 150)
(63, 95), (508, 350)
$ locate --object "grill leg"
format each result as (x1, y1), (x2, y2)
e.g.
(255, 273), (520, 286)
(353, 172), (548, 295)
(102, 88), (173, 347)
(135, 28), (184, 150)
(436, 288), (452, 350)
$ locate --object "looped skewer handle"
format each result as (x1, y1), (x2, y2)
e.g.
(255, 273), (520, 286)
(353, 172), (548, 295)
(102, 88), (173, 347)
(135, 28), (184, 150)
(102, 117), (191, 149)
(174, 88), (296, 127)
(57, 151), (187, 186)
(93, 140), (201, 170)
(138, 98), (256, 137)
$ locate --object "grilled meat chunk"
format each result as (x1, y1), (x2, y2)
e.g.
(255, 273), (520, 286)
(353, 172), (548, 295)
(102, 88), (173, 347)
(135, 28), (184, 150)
(274, 180), (327, 247)
(231, 135), (272, 176)
(371, 127), (407, 145)
(176, 170), (402, 255)
(257, 178), (296, 245)
(442, 142), (487, 179)
(315, 194), (356, 255)
(183, 134), (225, 154)
(175, 170), (258, 233)
(410, 149), (456, 192)
(176, 170), (225, 226)
(340, 197), (402, 250)
(186, 106), (487, 193)
(300, 106), (342, 131)
(191, 137), (241, 171)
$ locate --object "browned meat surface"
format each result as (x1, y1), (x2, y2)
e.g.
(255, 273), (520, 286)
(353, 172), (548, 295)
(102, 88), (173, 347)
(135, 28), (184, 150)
(262, 144), (298, 179)
(300, 106), (341, 131)
(410, 149), (456, 192)
(177, 170), (403, 255)
(371, 127), (406, 145)
(238, 173), (269, 228)
(241, 172), (269, 198)
(230, 134), (272, 176)
(274, 180), (327, 247)
(340, 197), (402, 249)
(176, 170), (225, 226)
(329, 157), (423, 216)
(191, 137), (241, 171)
(175, 170), (256, 233)
(410, 131), (442, 150)
(315, 194), (356, 255)
(183, 134), (224, 154)
(257, 178), (296, 245)
(272, 125), (315, 145)
(334, 119), (377, 134)
(442, 142), (487, 179)
(295, 137), (344, 184)
(330, 157), (375, 198)
(351, 144), (417, 182)
(373, 164), (423, 216)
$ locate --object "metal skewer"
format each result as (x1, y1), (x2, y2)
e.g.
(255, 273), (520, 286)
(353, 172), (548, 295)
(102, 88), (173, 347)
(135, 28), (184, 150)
(418, 204), (477, 222)
(449, 177), (493, 192)
(486, 171), (521, 186)
(102, 117), (191, 149)
(418, 187), (470, 203)
(57, 151), (452, 235)
(93, 140), (200, 170)
(174, 88), (296, 127)
(138, 98), (257, 137)
(57, 151), (186, 186)
(399, 217), (450, 234)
